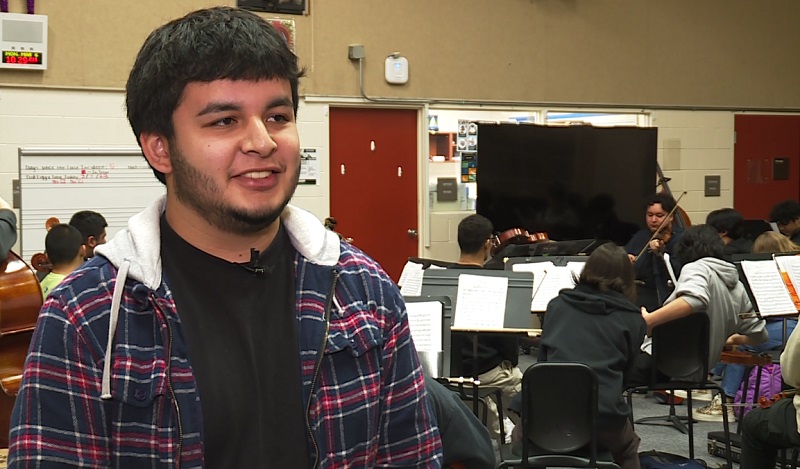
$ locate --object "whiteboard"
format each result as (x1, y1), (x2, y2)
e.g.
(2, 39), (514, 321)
(18, 147), (166, 261)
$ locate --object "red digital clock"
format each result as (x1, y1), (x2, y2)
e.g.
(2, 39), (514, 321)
(2, 50), (43, 65)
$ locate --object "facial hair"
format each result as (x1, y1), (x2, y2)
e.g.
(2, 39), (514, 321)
(170, 145), (300, 235)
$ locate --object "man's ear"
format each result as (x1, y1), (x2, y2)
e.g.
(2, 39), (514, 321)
(78, 245), (86, 259)
(87, 236), (97, 248)
(140, 133), (173, 176)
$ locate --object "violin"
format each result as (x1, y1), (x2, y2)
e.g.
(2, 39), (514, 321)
(719, 350), (773, 367)
(758, 389), (797, 409)
(491, 228), (549, 255)
(30, 217), (61, 275)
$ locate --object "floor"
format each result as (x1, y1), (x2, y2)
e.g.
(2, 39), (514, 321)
(494, 352), (741, 468)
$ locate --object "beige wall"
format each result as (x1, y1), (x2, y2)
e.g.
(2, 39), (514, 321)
(1, 1), (796, 258)
(1, 0), (800, 109)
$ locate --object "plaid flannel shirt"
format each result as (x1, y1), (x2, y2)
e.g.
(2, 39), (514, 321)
(8, 198), (442, 468)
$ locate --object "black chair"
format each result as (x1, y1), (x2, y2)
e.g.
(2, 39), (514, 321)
(625, 313), (733, 468)
(497, 362), (620, 469)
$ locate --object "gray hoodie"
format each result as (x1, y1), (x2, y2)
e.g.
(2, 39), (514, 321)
(666, 257), (768, 375)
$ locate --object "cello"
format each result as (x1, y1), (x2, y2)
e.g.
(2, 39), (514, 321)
(0, 251), (43, 448)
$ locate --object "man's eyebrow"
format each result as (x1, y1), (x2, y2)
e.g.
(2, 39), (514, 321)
(265, 97), (294, 110)
(195, 97), (293, 118)
(196, 102), (241, 117)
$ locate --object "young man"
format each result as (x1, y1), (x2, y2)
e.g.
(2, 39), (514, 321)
(0, 195), (16, 259)
(68, 210), (107, 258)
(447, 214), (494, 269)
(636, 225), (768, 418)
(39, 224), (85, 299)
(769, 199), (800, 245)
(706, 207), (752, 259)
(624, 193), (684, 311)
(9, 7), (442, 468)
(447, 214), (522, 443)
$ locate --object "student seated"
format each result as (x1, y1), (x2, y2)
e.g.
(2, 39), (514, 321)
(0, 195), (17, 259)
(39, 224), (85, 299)
(740, 321), (800, 468)
(705, 230), (799, 419)
(769, 200), (800, 245)
(68, 210), (107, 259)
(448, 214), (522, 443)
(706, 207), (752, 259)
(533, 242), (647, 469)
(624, 193), (684, 312)
(635, 225), (768, 418)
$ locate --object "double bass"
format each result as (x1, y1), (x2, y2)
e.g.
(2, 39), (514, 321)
(0, 252), (43, 448)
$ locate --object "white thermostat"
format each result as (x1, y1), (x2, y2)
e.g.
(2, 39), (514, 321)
(0, 13), (48, 70)
(384, 53), (408, 85)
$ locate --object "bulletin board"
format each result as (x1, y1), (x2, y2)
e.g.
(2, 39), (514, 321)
(17, 147), (165, 261)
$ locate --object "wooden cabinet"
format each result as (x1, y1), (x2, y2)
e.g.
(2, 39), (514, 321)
(429, 132), (455, 160)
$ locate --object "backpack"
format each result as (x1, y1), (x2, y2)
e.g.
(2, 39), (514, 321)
(734, 363), (783, 417)
(639, 450), (707, 468)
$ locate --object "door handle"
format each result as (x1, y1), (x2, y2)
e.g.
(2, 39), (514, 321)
(408, 229), (418, 239)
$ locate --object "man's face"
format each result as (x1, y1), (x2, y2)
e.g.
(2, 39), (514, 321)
(645, 203), (672, 233)
(86, 228), (107, 258)
(778, 218), (800, 237)
(161, 79), (300, 235)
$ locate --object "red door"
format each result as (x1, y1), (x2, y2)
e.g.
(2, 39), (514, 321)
(329, 107), (418, 282)
(734, 115), (800, 219)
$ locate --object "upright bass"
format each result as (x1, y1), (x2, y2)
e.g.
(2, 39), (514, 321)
(0, 251), (43, 448)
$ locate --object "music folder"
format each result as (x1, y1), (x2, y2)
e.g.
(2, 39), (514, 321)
(733, 252), (800, 317)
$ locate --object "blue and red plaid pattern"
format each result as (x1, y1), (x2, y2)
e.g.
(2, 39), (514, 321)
(9, 241), (442, 468)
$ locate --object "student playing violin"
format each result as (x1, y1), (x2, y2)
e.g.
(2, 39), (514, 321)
(624, 193), (684, 311)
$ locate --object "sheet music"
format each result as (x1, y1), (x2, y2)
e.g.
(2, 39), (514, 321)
(512, 262), (551, 299)
(405, 301), (444, 378)
(398, 261), (424, 296)
(453, 274), (508, 329)
(514, 261), (581, 311)
(741, 260), (798, 316)
(775, 255), (800, 309)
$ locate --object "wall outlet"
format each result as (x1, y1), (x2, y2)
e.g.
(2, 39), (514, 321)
(348, 44), (365, 60)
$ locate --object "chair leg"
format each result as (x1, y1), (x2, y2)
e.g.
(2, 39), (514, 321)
(717, 386), (733, 469)
(687, 392), (695, 460)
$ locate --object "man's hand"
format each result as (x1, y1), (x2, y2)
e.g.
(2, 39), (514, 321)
(628, 253), (636, 264)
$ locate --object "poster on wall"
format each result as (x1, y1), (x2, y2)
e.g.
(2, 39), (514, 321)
(458, 119), (478, 183)
(299, 148), (319, 185)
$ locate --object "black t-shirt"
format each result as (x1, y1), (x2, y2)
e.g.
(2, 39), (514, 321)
(161, 217), (309, 468)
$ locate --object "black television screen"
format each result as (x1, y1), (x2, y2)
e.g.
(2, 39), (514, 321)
(475, 123), (657, 246)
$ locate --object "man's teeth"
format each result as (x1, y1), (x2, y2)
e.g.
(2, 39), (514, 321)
(243, 171), (272, 179)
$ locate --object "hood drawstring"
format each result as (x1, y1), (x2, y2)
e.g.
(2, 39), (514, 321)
(101, 259), (131, 400)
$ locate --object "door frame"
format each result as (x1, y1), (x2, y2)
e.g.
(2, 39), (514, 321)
(312, 97), (429, 257)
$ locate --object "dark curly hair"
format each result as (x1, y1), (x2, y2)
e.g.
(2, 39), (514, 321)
(676, 224), (724, 264)
(125, 7), (305, 184)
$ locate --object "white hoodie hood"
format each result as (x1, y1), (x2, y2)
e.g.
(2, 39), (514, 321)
(94, 194), (341, 398)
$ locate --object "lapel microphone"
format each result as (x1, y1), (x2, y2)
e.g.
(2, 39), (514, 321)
(248, 247), (266, 275)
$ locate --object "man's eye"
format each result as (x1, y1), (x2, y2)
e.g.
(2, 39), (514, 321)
(268, 114), (290, 123)
(213, 117), (236, 126)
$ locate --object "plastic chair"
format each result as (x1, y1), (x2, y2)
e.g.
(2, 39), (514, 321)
(497, 362), (620, 469)
(625, 313), (733, 468)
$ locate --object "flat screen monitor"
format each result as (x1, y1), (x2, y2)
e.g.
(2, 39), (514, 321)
(476, 123), (657, 246)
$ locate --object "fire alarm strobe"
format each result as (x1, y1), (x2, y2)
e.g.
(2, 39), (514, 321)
(0, 13), (48, 70)
(384, 53), (408, 85)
